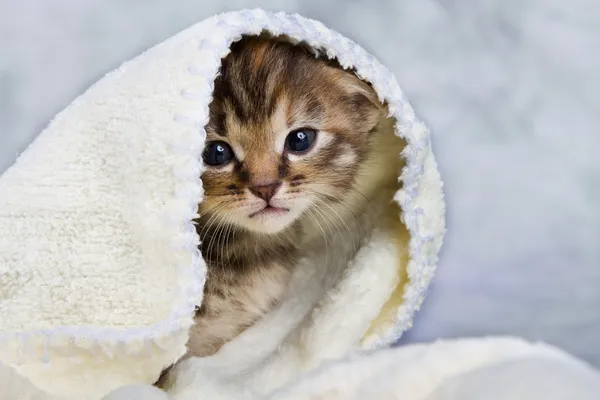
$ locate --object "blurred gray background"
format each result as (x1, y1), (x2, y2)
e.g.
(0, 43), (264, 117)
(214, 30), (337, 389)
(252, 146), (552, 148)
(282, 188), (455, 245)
(1, 0), (599, 366)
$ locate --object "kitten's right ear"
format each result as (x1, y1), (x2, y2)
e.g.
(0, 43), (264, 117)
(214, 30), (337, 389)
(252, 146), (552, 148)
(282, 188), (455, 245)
(336, 71), (385, 132)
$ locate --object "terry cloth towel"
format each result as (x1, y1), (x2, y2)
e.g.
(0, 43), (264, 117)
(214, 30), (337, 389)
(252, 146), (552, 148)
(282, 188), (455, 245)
(4, 337), (600, 400)
(158, 336), (600, 400)
(0, 9), (445, 399)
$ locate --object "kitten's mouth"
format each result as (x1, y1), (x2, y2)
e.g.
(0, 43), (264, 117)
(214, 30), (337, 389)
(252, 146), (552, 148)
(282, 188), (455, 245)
(249, 205), (290, 219)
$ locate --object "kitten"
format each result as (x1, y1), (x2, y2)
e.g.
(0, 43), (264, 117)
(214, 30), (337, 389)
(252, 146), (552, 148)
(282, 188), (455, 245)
(185, 35), (402, 358)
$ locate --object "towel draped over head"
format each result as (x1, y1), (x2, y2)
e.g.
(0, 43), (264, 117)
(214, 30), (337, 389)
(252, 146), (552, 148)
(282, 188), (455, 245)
(0, 9), (445, 399)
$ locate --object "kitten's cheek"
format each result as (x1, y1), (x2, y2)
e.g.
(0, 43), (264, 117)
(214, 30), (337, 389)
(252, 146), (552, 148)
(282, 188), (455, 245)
(296, 197), (314, 212)
(283, 198), (313, 222)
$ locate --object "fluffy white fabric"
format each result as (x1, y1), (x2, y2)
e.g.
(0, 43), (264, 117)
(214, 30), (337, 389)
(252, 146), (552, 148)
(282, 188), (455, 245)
(100, 337), (600, 399)
(0, 9), (444, 399)
(4, 0), (600, 369)
(254, 337), (600, 400)
(3, 337), (600, 399)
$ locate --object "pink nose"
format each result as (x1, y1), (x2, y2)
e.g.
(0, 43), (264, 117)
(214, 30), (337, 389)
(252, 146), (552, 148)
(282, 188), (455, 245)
(248, 182), (281, 202)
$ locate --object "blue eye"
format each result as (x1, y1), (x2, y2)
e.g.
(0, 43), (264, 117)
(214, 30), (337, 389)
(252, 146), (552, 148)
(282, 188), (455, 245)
(203, 141), (234, 166)
(285, 128), (317, 154)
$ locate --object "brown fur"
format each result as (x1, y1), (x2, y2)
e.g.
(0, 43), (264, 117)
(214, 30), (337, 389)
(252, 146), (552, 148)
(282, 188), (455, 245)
(185, 35), (391, 358)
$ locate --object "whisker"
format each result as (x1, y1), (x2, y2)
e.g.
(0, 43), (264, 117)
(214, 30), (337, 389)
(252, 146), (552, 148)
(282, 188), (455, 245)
(304, 185), (379, 237)
(197, 201), (235, 254)
(310, 202), (347, 270)
(304, 208), (331, 266)
(205, 209), (235, 267)
(314, 200), (358, 254)
(215, 211), (233, 268)
(197, 202), (232, 240)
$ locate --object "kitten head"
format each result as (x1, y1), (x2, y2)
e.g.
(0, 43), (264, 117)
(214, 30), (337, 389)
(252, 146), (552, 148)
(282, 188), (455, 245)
(199, 36), (384, 235)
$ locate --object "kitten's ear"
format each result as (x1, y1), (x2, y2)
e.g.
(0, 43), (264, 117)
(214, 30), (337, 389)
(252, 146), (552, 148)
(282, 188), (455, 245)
(335, 70), (386, 132)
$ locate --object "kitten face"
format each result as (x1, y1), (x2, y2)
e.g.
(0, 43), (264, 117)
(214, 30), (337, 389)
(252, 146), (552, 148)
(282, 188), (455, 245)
(199, 36), (383, 234)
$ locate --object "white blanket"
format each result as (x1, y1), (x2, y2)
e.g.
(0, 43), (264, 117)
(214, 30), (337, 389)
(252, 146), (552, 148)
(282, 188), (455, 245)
(0, 9), (444, 398)
(3, 337), (599, 399)
(5, 8), (594, 400)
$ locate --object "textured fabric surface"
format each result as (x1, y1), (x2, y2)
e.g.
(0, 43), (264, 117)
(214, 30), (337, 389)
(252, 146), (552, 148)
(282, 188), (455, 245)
(0, 9), (444, 399)
(265, 337), (600, 400)
(99, 337), (600, 399)
(2, 0), (598, 368)
(3, 337), (600, 399)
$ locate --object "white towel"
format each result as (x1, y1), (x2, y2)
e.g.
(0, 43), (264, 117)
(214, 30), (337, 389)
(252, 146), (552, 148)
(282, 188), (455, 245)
(0, 9), (445, 399)
(3, 337), (600, 399)
(163, 336), (600, 400)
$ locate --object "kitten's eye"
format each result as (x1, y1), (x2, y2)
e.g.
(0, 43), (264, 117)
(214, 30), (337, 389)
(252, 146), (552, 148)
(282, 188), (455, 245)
(285, 128), (317, 154)
(203, 141), (234, 166)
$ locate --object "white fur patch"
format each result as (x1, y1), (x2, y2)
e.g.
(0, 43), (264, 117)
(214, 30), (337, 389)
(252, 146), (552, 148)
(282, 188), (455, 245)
(334, 144), (357, 167)
(230, 143), (245, 162)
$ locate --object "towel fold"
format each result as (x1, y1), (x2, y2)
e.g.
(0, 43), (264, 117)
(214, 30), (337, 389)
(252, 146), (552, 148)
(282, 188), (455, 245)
(0, 9), (445, 398)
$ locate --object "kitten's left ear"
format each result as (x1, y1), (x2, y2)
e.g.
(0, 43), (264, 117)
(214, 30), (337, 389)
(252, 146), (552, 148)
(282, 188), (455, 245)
(335, 71), (386, 132)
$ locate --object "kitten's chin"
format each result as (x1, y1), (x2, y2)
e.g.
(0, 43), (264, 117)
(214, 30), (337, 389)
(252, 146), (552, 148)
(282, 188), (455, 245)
(242, 207), (303, 235)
